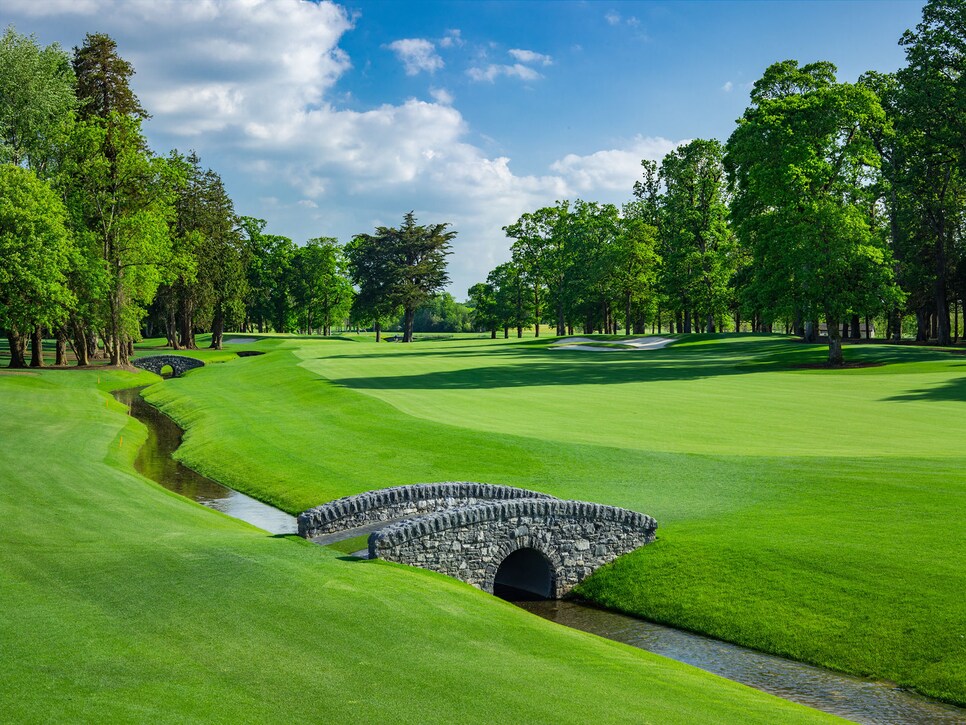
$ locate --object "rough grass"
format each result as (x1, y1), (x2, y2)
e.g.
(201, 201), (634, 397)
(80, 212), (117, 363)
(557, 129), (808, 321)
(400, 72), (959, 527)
(0, 367), (828, 723)
(142, 334), (966, 705)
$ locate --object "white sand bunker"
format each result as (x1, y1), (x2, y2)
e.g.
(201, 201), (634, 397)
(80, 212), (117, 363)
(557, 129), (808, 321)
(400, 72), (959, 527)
(224, 337), (259, 344)
(551, 336), (674, 352)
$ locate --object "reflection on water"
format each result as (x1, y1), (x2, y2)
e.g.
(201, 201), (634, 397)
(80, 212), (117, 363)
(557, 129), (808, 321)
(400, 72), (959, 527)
(514, 598), (966, 725)
(113, 386), (297, 535)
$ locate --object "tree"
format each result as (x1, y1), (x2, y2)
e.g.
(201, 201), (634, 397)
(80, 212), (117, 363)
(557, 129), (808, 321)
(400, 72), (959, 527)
(0, 27), (76, 174)
(468, 282), (499, 337)
(72, 33), (147, 121)
(613, 208), (661, 335)
(61, 113), (177, 365)
(0, 166), (75, 368)
(348, 212), (455, 343)
(891, 0), (966, 345)
(291, 237), (353, 336)
(726, 60), (901, 365)
(659, 139), (734, 333)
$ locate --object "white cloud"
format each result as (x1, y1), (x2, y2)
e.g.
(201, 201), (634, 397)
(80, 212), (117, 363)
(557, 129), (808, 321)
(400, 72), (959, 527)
(467, 63), (542, 83)
(4, 0), (683, 296)
(386, 38), (443, 75)
(439, 29), (463, 48)
(430, 87), (454, 105)
(508, 48), (553, 66)
(549, 136), (682, 193)
(722, 81), (734, 92)
(605, 10), (622, 26)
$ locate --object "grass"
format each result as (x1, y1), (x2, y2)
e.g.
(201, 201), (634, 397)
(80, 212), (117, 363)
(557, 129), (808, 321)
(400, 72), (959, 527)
(140, 333), (966, 705)
(0, 365), (829, 722)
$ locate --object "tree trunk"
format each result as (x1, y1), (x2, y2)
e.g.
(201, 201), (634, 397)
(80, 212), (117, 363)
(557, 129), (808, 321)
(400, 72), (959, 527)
(490, 329), (496, 339)
(682, 309), (692, 334)
(706, 313), (715, 334)
(403, 306), (415, 342)
(916, 307), (929, 342)
(516, 326), (522, 338)
(865, 315), (871, 341)
(826, 315), (844, 366)
(6, 329), (26, 368)
(30, 326), (44, 368)
(374, 321), (381, 342)
(556, 299), (565, 337)
(71, 318), (89, 367)
(55, 329), (68, 366)
(803, 320), (816, 343)
(210, 308), (224, 350)
(503, 326), (509, 339)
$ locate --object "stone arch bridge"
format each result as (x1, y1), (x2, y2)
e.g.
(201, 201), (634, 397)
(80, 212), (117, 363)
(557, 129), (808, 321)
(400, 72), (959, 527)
(298, 482), (656, 599)
(132, 355), (205, 377)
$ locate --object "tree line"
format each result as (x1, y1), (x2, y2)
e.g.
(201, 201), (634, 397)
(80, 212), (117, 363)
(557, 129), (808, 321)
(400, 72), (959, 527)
(0, 27), (462, 368)
(469, 0), (966, 364)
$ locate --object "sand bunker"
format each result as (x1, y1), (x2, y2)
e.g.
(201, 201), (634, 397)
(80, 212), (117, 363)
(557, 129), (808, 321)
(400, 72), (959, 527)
(551, 336), (674, 352)
(224, 337), (259, 344)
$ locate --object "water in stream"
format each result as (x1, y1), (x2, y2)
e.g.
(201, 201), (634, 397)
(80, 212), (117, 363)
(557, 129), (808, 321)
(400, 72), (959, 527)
(113, 386), (297, 535)
(115, 384), (965, 724)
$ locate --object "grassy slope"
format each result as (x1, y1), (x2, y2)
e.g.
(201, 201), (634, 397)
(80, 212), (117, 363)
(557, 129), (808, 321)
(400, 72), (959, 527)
(0, 369), (827, 723)
(143, 335), (966, 705)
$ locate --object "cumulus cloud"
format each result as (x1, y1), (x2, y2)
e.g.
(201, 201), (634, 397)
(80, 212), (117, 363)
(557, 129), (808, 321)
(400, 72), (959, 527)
(4, 0), (682, 295)
(430, 87), (454, 105)
(549, 136), (682, 193)
(386, 38), (444, 75)
(605, 10), (622, 25)
(722, 81), (734, 92)
(467, 63), (542, 82)
(439, 28), (463, 48)
(507, 48), (552, 66)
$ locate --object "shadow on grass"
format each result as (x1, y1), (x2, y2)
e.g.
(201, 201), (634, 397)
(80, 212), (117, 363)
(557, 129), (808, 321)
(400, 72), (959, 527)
(320, 337), (965, 391)
(885, 375), (966, 403)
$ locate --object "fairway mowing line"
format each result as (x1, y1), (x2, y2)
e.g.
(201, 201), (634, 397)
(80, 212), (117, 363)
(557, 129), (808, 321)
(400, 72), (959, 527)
(552, 336), (674, 352)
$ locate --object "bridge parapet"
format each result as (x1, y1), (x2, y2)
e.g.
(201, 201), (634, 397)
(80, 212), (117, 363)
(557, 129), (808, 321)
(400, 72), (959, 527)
(297, 482), (554, 539)
(370, 498), (657, 598)
(132, 355), (205, 377)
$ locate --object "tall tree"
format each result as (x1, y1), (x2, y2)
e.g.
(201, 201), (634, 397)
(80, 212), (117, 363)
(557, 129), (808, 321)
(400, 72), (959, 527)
(348, 212), (455, 343)
(660, 139), (734, 333)
(0, 166), (75, 368)
(62, 113), (177, 365)
(726, 60), (901, 365)
(0, 28), (76, 174)
(291, 237), (353, 336)
(892, 0), (966, 345)
(72, 33), (147, 121)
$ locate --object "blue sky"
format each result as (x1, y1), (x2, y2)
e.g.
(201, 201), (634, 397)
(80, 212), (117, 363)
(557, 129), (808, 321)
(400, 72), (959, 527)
(7, 0), (924, 296)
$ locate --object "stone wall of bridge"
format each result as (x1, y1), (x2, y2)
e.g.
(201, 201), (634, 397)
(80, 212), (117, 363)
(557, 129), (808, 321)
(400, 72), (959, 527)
(132, 355), (204, 377)
(369, 498), (657, 598)
(297, 482), (553, 539)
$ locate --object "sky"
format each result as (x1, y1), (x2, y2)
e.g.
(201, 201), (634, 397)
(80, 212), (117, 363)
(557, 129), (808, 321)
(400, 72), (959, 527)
(6, 0), (925, 297)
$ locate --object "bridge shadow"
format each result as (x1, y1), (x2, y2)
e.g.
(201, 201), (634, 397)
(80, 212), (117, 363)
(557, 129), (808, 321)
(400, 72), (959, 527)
(493, 548), (554, 600)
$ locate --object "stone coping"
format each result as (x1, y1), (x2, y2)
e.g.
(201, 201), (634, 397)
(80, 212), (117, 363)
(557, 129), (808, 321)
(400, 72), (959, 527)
(297, 481), (554, 538)
(369, 498), (657, 551)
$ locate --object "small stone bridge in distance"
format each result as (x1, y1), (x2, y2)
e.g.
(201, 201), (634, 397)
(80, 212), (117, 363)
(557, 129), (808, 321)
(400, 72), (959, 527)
(298, 482), (657, 599)
(132, 355), (205, 377)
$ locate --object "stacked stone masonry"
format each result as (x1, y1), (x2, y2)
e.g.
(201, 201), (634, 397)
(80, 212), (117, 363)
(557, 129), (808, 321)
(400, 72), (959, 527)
(370, 499), (657, 598)
(132, 355), (205, 377)
(297, 482), (554, 539)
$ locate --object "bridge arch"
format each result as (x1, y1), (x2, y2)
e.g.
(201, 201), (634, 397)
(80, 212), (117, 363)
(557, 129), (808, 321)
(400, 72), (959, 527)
(489, 537), (564, 599)
(369, 498), (657, 598)
(132, 355), (205, 377)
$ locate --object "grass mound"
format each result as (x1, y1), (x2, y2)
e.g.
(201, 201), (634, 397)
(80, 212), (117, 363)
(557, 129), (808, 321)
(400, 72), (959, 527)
(0, 365), (827, 722)
(142, 334), (966, 705)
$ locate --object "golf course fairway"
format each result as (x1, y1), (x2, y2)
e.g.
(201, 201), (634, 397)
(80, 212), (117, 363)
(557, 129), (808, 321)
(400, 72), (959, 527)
(139, 334), (965, 706)
(0, 360), (832, 723)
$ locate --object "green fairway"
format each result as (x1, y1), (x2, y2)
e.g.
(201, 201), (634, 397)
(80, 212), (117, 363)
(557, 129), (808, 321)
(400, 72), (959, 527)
(140, 334), (966, 705)
(0, 366), (829, 723)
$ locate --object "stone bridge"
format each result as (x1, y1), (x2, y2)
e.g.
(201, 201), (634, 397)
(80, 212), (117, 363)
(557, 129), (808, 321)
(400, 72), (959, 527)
(298, 482), (656, 599)
(132, 355), (205, 377)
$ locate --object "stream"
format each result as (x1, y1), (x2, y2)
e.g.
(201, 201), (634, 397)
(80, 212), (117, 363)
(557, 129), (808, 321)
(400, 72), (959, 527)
(114, 384), (965, 724)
